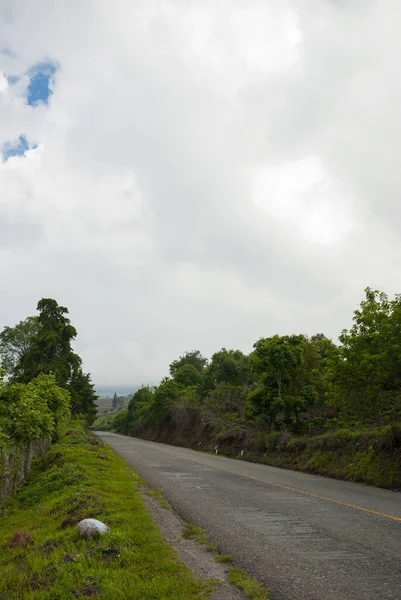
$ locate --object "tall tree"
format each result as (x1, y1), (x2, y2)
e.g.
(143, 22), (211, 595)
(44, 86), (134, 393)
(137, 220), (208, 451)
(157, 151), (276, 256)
(328, 288), (401, 424)
(112, 392), (118, 409)
(203, 348), (251, 390)
(246, 335), (312, 431)
(0, 316), (40, 378)
(169, 350), (208, 376)
(14, 298), (81, 387)
(69, 368), (98, 425)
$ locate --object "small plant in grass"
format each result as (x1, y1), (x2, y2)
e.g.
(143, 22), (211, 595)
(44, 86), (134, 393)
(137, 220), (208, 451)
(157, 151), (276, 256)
(182, 522), (208, 545)
(216, 554), (234, 563)
(145, 488), (171, 509)
(205, 543), (218, 552)
(228, 567), (270, 600)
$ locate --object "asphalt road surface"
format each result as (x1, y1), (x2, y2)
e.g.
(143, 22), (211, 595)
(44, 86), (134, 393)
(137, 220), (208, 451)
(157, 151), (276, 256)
(95, 432), (401, 600)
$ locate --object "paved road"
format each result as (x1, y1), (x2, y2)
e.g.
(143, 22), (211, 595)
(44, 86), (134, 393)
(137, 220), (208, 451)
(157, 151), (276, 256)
(95, 432), (401, 600)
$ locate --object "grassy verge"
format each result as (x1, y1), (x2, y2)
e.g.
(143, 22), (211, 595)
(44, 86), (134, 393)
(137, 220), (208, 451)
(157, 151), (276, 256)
(255, 424), (401, 489)
(0, 422), (212, 600)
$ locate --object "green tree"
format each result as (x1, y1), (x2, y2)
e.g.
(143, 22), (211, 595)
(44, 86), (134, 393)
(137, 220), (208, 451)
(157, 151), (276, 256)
(246, 335), (312, 431)
(203, 348), (251, 390)
(112, 392), (118, 409)
(169, 350), (208, 376)
(14, 299), (80, 387)
(112, 409), (129, 434)
(328, 288), (401, 424)
(151, 378), (184, 424)
(1, 374), (70, 443)
(174, 364), (203, 387)
(0, 316), (40, 378)
(69, 368), (98, 425)
(127, 386), (154, 431)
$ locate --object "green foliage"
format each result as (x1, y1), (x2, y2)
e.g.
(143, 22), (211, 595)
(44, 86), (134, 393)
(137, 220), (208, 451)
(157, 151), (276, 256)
(0, 374), (70, 443)
(14, 298), (81, 387)
(246, 335), (313, 432)
(1, 299), (97, 426)
(174, 364), (203, 387)
(151, 378), (186, 424)
(112, 409), (130, 434)
(68, 368), (98, 425)
(169, 350), (208, 376)
(328, 288), (401, 424)
(91, 414), (115, 431)
(0, 316), (40, 379)
(127, 386), (155, 430)
(228, 567), (270, 600)
(203, 348), (251, 390)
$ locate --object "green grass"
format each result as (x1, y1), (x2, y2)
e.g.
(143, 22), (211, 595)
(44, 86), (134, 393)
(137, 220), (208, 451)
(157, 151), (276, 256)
(181, 524), (270, 598)
(182, 523), (208, 545)
(0, 422), (213, 600)
(228, 567), (270, 600)
(144, 489), (171, 510)
(215, 554), (233, 563)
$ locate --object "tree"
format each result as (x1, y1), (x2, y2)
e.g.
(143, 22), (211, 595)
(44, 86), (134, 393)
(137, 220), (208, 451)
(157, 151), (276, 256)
(127, 386), (154, 430)
(174, 364), (203, 387)
(112, 392), (118, 409)
(328, 288), (401, 424)
(112, 410), (129, 434)
(69, 368), (98, 425)
(169, 350), (208, 376)
(14, 299), (81, 387)
(246, 335), (311, 431)
(0, 316), (40, 378)
(1, 374), (70, 443)
(203, 348), (251, 390)
(151, 378), (184, 424)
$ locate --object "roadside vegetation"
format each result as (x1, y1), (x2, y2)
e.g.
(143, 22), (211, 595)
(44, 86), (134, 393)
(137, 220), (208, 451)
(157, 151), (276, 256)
(0, 299), (99, 509)
(93, 288), (401, 488)
(0, 422), (213, 600)
(181, 522), (269, 600)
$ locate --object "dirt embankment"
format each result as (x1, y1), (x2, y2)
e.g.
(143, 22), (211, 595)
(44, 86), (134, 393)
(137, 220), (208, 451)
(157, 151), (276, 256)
(139, 416), (401, 490)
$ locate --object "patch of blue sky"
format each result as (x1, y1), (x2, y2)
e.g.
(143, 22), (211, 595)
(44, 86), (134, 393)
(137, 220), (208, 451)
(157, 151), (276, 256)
(27, 61), (57, 106)
(1, 135), (36, 162)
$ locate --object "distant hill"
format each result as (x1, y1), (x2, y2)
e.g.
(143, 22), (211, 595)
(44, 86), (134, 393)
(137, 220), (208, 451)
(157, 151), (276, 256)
(96, 393), (134, 415)
(95, 386), (138, 398)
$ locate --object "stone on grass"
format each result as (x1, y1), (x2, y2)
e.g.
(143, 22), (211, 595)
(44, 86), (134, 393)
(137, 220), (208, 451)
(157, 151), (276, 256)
(77, 518), (109, 539)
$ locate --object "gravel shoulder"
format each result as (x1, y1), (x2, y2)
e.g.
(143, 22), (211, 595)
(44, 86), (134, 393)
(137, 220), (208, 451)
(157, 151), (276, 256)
(141, 491), (246, 600)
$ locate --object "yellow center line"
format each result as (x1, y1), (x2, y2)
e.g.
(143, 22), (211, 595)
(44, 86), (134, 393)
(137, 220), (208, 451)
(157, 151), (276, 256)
(153, 445), (401, 523)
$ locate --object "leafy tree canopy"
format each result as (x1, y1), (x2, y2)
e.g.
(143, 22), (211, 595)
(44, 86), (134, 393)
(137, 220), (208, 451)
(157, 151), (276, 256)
(14, 298), (81, 387)
(169, 350), (208, 376)
(69, 368), (98, 425)
(0, 316), (40, 379)
(174, 364), (203, 387)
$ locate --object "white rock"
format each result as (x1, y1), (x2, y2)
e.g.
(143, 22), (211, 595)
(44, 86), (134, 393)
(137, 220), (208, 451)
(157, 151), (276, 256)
(77, 518), (109, 539)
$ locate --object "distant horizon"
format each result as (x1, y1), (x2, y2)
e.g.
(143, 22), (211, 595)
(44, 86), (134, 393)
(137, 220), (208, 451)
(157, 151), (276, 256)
(95, 385), (138, 398)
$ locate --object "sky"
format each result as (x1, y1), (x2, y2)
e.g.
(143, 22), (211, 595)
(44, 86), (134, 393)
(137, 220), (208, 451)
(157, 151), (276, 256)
(1, 0), (400, 388)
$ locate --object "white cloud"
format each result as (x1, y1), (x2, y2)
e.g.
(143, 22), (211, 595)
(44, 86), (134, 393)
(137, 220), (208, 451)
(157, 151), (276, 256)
(0, 0), (400, 387)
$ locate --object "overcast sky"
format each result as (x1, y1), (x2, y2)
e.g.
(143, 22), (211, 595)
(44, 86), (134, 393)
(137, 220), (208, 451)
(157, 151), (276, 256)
(1, 0), (400, 388)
